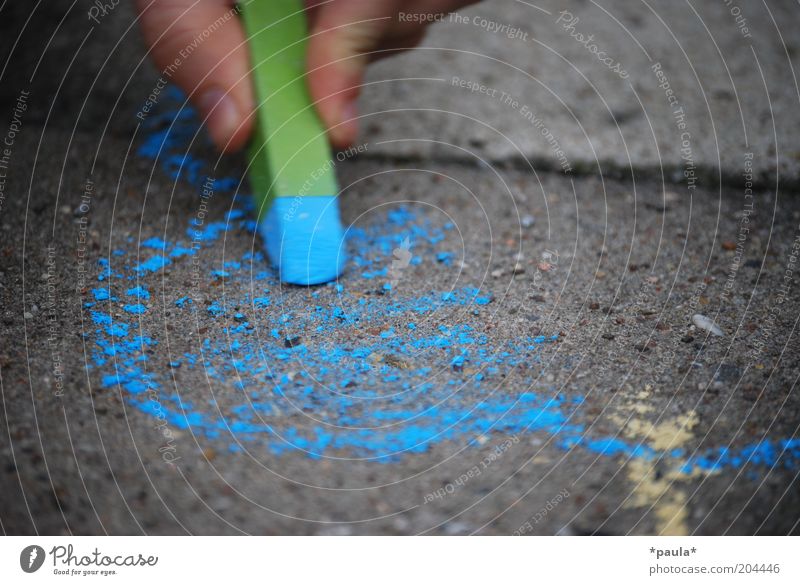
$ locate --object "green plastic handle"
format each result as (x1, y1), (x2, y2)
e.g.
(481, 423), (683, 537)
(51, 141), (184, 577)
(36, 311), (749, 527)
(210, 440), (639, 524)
(241, 0), (338, 219)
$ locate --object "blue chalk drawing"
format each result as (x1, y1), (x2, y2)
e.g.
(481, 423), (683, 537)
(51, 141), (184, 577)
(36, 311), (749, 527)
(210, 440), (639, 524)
(79, 87), (800, 470)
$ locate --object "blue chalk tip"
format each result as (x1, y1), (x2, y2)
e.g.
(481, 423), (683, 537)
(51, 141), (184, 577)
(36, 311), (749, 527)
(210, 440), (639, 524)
(259, 196), (346, 286)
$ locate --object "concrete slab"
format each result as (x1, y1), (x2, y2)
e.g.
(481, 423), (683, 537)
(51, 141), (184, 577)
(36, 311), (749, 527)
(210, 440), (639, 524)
(0, 0), (799, 536)
(362, 0), (800, 183)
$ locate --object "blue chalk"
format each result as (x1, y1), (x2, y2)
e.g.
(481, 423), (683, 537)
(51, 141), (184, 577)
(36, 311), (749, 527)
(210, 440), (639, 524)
(259, 196), (346, 286)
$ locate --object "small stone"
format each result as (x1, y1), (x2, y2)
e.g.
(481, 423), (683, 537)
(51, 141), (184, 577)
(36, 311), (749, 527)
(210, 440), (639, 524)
(521, 214), (535, 228)
(721, 241), (737, 251)
(23, 312), (33, 319)
(512, 263), (525, 275)
(537, 262), (552, 272)
(491, 269), (504, 279)
(589, 302), (600, 310)
(692, 314), (723, 336)
(284, 336), (302, 348)
(602, 333), (615, 340)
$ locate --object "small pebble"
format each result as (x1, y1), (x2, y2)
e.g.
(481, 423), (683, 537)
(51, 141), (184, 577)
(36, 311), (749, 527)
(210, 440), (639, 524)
(521, 214), (535, 228)
(23, 312), (33, 319)
(692, 314), (723, 336)
(512, 263), (525, 275)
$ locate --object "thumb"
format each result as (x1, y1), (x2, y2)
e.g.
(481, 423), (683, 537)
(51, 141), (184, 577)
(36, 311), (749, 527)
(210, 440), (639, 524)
(306, 1), (401, 149)
(136, 0), (253, 152)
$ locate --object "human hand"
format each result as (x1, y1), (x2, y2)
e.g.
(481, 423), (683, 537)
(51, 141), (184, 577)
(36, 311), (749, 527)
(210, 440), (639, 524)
(136, 0), (478, 152)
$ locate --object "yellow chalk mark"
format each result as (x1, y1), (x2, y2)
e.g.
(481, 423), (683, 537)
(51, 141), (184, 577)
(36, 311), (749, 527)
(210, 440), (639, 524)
(626, 460), (690, 535)
(620, 411), (698, 451)
(615, 387), (703, 535)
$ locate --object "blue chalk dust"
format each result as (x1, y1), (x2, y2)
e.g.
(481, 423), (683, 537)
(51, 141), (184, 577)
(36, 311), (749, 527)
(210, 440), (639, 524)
(92, 85), (800, 472)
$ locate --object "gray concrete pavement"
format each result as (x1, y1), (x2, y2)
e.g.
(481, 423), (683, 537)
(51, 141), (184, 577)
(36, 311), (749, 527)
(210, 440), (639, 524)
(0, 0), (799, 535)
(365, 0), (800, 183)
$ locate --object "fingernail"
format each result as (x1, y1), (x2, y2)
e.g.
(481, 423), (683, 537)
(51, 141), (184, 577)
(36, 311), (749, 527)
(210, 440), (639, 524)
(197, 88), (240, 148)
(332, 101), (358, 147)
(341, 100), (358, 127)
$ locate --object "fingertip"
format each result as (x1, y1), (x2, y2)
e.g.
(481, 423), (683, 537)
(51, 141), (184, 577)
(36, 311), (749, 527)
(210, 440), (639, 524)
(307, 62), (363, 149)
(328, 100), (359, 149)
(195, 86), (253, 153)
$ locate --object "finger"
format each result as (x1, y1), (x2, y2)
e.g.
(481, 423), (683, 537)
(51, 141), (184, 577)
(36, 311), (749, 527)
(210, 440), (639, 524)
(135, 0), (253, 152)
(305, 0), (402, 149)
